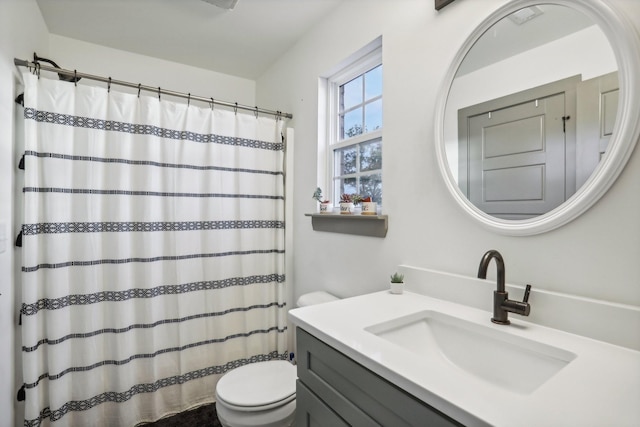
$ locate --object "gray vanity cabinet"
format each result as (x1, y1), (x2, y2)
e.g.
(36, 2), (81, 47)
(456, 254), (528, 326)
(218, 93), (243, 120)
(295, 328), (463, 427)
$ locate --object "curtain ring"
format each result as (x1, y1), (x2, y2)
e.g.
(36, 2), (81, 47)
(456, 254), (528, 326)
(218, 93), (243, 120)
(74, 70), (78, 86)
(107, 77), (112, 93)
(137, 84), (142, 98)
(254, 106), (259, 119)
(276, 111), (282, 122)
(210, 98), (214, 110)
(158, 87), (161, 101)
(234, 102), (238, 115)
(187, 93), (191, 107)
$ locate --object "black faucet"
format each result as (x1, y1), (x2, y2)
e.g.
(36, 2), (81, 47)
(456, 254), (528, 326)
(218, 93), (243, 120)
(477, 250), (531, 325)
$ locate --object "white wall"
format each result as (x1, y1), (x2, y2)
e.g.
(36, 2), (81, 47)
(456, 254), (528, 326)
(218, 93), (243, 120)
(0, 1), (49, 424)
(48, 34), (256, 107)
(256, 0), (640, 314)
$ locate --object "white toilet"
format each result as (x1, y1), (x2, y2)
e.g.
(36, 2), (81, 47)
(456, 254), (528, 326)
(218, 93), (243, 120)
(215, 291), (339, 427)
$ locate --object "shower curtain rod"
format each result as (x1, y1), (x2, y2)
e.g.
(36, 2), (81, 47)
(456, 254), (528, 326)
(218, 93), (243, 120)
(14, 58), (293, 119)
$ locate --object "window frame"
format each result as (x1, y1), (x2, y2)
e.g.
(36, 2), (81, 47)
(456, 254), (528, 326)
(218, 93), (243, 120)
(325, 47), (383, 206)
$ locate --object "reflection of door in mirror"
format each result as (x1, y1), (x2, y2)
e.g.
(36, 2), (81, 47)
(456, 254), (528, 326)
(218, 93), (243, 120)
(463, 94), (566, 219)
(576, 71), (619, 188)
(457, 74), (614, 219)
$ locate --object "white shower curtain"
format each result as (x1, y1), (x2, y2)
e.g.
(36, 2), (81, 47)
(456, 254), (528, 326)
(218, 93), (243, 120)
(19, 73), (288, 426)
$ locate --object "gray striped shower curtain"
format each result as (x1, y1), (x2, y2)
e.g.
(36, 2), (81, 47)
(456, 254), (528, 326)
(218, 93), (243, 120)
(19, 73), (288, 426)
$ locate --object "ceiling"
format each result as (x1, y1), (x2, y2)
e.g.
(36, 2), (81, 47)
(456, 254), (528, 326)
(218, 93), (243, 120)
(457, 4), (596, 76)
(36, 0), (343, 80)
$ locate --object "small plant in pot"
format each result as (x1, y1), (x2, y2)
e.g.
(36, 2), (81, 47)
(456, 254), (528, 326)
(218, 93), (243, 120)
(360, 196), (377, 215)
(312, 187), (331, 213)
(339, 193), (355, 214)
(390, 272), (404, 294)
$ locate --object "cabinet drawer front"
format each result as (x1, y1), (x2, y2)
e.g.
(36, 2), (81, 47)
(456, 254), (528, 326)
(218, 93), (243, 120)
(297, 328), (463, 427)
(296, 381), (351, 427)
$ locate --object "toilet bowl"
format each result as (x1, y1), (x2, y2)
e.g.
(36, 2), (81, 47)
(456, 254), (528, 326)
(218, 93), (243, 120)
(215, 291), (338, 427)
(215, 360), (296, 427)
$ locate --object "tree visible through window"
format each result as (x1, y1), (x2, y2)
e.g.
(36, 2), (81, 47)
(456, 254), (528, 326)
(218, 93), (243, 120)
(341, 65), (382, 138)
(332, 62), (383, 205)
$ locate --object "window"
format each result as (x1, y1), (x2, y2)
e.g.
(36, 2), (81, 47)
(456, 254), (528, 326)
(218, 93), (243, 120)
(327, 46), (382, 206)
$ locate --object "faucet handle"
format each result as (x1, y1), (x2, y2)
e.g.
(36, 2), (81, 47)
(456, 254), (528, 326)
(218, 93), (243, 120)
(523, 284), (532, 303)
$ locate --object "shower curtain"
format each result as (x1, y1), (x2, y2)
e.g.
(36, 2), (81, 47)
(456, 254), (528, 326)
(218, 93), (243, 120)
(19, 72), (288, 426)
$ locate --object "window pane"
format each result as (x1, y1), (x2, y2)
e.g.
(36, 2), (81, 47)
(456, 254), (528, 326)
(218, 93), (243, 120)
(330, 52), (382, 208)
(342, 108), (363, 139)
(360, 173), (382, 204)
(364, 65), (382, 101)
(335, 146), (357, 175)
(338, 177), (357, 197)
(341, 76), (363, 111)
(359, 139), (382, 172)
(364, 99), (382, 133)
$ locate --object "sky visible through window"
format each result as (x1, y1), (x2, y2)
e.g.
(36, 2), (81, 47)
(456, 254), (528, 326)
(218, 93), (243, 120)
(340, 65), (382, 139)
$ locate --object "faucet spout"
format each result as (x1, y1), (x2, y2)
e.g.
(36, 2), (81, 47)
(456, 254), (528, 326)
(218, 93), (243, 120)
(477, 250), (531, 325)
(477, 249), (505, 292)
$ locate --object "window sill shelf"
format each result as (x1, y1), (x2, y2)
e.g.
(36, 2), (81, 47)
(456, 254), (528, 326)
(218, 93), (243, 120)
(305, 213), (388, 238)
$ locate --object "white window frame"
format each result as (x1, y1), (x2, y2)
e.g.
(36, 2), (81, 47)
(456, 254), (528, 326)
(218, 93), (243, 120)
(325, 46), (383, 207)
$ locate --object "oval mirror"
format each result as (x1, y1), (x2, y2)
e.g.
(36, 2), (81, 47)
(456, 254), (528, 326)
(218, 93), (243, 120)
(435, 0), (640, 235)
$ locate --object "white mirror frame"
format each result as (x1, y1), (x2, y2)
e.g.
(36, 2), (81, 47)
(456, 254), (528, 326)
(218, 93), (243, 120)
(434, 0), (640, 236)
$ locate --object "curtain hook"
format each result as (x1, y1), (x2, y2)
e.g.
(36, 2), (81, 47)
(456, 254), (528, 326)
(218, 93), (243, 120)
(158, 87), (161, 101)
(234, 102), (238, 115)
(254, 106), (259, 119)
(74, 70), (78, 86)
(210, 98), (214, 110)
(276, 111), (282, 122)
(187, 93), (191, 107)
(137, 84), (141, 98)
(36, 63), (41, 79)
(107, 77), (112, 93)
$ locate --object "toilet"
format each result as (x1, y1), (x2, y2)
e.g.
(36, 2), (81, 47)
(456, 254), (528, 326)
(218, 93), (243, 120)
(215, 291), (339, 427)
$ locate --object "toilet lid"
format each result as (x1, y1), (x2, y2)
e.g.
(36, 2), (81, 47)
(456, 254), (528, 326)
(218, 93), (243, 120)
(216, 360), (296, 408)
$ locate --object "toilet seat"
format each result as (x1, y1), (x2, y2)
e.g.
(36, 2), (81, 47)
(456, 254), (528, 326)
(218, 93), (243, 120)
(216, 360), (297, 411)
(215, 293), (338, 427)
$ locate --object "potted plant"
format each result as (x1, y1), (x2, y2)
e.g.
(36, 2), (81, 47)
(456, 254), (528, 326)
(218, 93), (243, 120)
(390, 272), (404, 294)
(339, 193), (355, 214)
(360, 196), (377, 215)
(312, 187), (331, 213)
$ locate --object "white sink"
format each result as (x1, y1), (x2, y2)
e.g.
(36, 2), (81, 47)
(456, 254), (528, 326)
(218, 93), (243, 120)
(365, 310), (576, 395)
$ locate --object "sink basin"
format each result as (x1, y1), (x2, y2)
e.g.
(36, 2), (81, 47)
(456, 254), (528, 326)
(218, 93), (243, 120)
(365, 310), (576, 394)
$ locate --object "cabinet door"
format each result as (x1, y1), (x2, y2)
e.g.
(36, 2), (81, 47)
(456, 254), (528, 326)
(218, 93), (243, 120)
(296, 381), (350, 427)
(297, 329), (463, 427)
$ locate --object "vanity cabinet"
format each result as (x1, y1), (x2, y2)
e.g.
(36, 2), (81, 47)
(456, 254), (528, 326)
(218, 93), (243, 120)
(295, 328), (463, 427)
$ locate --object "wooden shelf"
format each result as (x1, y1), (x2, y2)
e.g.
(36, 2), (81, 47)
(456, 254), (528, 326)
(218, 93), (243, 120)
(305, 213), (388, 237)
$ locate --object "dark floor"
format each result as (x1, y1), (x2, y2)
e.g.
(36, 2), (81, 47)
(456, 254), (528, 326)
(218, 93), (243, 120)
(143, 403), (222, 427)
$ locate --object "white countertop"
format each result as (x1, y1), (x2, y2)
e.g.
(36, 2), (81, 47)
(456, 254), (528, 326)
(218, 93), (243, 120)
(289, 290), (640, 427)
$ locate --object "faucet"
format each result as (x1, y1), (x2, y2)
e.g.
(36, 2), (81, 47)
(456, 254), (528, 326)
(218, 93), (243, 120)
(477, 250), (531, 325)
